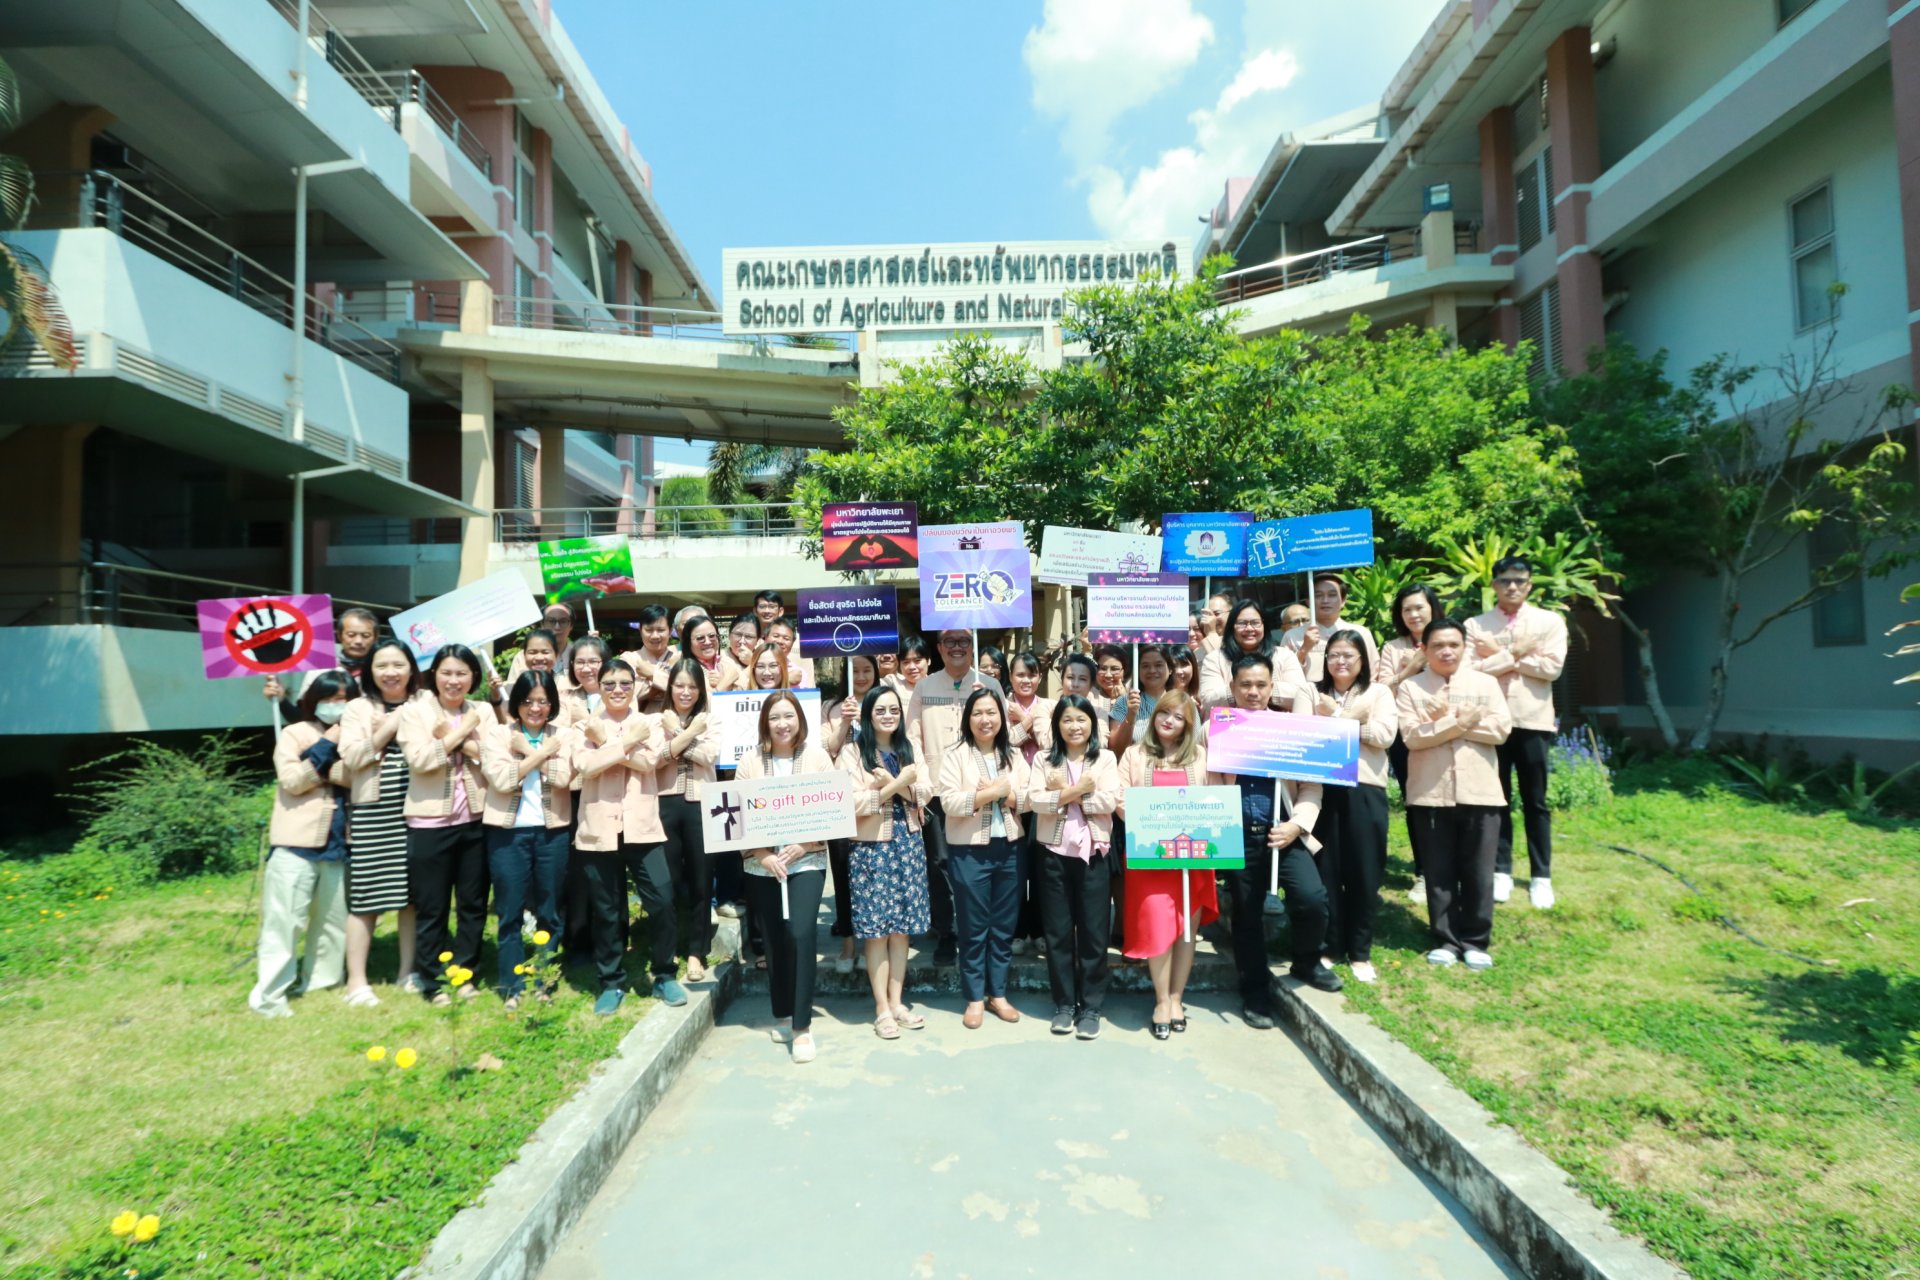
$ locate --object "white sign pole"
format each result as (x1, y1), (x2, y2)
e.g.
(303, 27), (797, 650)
(1273, 784), (1294, 898)
(584, 595), (596, 636)
(1182, 869), (1191, 944)
(780, 874), (790, 921)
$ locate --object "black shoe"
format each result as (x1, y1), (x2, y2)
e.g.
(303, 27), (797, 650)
(1049, 1006), (1075, 1035)
(1075, 1011), (1101, 1041)
(1170, 1014), (1189, 1033)
(1242, 1006), (1276, 1030)
(1292, 964), (1344, 993)
(934, 936), (958, 966)
(1150, 1020), (1172, 1041)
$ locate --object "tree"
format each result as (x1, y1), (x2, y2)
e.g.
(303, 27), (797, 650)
(0, 52), (78, 371)
(1548, 302), (1916, 752)
(706, 441), (808, 506)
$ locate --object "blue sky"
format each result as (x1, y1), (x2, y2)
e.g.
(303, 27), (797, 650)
(555, 0), (1445, 468)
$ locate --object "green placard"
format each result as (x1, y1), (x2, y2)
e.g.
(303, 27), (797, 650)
(536, 535), (636, 603)
(1122, 784), (1245, 870)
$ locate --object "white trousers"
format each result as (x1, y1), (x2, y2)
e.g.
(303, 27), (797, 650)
(248, 849), (347, 1015)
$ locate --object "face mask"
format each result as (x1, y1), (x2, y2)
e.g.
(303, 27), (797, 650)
(314, 703), (347, 725)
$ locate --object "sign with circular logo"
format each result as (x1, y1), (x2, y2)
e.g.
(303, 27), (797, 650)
(197, 593), (338, 680)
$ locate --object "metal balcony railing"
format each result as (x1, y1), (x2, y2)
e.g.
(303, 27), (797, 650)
(493, 504), (802, 543)
(54, 169), (404, 383)
(335, 284), (462, 326)
(265, 0), (402, 121)
(1213, 224), (1483, 306)
(0, 562), (397, 631)
(491, 296), (731, 342)
(359, 70), (495, 178)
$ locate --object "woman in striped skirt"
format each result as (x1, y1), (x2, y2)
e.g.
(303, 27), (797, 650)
(337, 638), (423, 1006)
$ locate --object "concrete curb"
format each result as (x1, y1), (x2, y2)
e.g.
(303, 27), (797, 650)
(404, 921), (742, 1280)
(1274, 977), (1686, 1280)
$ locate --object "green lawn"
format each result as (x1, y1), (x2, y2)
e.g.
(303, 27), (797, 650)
(1346, 758), (1920, 1280)
(0, 860), (658, 1279)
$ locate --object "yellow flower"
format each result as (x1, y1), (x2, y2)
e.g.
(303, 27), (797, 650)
(110, 1210), (138, 1237)
(366, 1045), (387, 1063)
(512, 964), (525, 975)
(532, 930), (551, 946)
(395, 1047), (417, 1070)
(133, 1214), (160, 1242)
(438, 951), (453, 963)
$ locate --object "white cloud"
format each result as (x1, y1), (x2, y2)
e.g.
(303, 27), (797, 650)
(1023, 0), (1215, 166)
(1216, 46), (1298, 114)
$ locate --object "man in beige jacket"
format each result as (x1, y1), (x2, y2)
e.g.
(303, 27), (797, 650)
(1465, 556), (1569, 910)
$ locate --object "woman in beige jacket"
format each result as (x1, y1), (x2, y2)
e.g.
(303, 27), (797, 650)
(479, 668), (577, 1006)
(1395, 618), (1512, 971)
(1026, 694), (1121, 1040)
(937, 688), (1032, 1030)
(653, 658), (725, 981)
(249, 670), (355, 1018)
(837, 684), (933, 1038)
(1310, 631), (1399, 984)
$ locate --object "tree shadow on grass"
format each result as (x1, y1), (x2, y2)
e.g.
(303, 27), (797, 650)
(1723, 966), (1920, 1073)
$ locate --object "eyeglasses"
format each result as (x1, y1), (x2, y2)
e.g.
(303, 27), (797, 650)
(1494, 577), (1531, 587)
(601, 681), (636, 692)
(1097, 664), (1125, 675)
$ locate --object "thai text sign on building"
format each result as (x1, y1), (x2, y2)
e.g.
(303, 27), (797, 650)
(723, 241), (1180, 336)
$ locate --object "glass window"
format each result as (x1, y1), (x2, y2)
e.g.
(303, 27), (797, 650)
(1789, 183), (1838, 330)
(1809, 520), (1865, 647)
(1779, 0), (1817, 25)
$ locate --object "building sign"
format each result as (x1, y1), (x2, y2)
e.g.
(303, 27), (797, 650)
(722, 240), (1181, 336)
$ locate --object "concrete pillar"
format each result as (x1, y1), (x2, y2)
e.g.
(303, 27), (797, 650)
(0, 424), (94, 622)
(1890, 0), (1920, 457)
(614, 240), (634, 304)
(538, 425), (568, 534)
(417, 66), (514, 301)
(6, 105), (115, 227)
(457, 279), (495, 584)
(1478, 106), (1521, 350)
(533, 128), (554, 301)
(1546, 26), (1605, 373)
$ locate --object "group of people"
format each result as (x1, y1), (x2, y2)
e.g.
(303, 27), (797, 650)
(250, 560), (1566, 1060)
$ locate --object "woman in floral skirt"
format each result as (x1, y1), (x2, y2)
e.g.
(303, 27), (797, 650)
(838, 684), (933, 1039)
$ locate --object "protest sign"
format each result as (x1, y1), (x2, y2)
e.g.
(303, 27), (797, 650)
(709, 689), (824, 769)
(1087, 572), (1190, 643)
(1207, 706), (1360, 786)
(700, 770), (856, 853)
(918, 522), (1032, 629)
(797, 586), (899, 658)
(389, 570), (543, 668)
(1037, 525), (1161, 586)
(1123, 784), (1245, 870)
(1161, 512), (1253, 576)
(1246, 509), (1376, 577)
(822, 503), (918, 570)
(537, 535), (637, 602)
(197, 594), (336, 679)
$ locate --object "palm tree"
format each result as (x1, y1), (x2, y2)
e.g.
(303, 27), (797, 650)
(0, 52), (78, 371)
(706, 441), (810, 504)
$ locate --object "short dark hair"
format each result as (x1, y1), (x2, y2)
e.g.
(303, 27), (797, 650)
(1390, 585), (1446, 639)
(602, 658), (637, 687)
(356, 639), (420, 700)
(1221, 599), (1272, 661)
(1092, 644), (1129, 676)
(428, 644), (484, 692)
(1492, 556), (1533, 579)
(1062, 652), (1097, 685)
(1423, 617), (1468, 646)
(338, 607), (378, 630)
(754, 589), (782, 606)
(957, 687), (1011, 767)
(637, 604), (670, 627)
(522, 627), (560, 655)
(569, 636), (613, 682)
(978, 644), (1007, 678)
(295, 668), (356, 722)
(1009, 649), (1044, 677)
(729, 613), (759, 637)
(508, 669), (560, 722)
(897, 634), (934, 663)
(1230, 651), (1273, 680)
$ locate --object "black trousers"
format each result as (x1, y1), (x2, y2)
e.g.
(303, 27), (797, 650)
(579, 840), (675, 991)
(827, 838), (855, 940)
(1014, 828), (1044, 940)
(1411, 805), (1501, 955)
(1496, 727), (1553, 879)
(1387, 734), (1422, 878)
(922, 798), (957, 941)
(1037, 848), (1111, 1013)
(745, 868), (825, 1032)
(1226, 836), (1328, 1008)
(408, 821), (489, 993)
(949, 836), (1023, 1002)
(1107, 816), (1127, 951)
(562, 815), (594, 955)
(1316, 783), (1390, 963)
(660, 797), (713, 960)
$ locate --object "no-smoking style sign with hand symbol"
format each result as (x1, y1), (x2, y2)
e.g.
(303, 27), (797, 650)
(196, 593), (338, 680)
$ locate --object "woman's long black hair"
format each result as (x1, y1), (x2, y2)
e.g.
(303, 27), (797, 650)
(1220, 598), (1273, 663)
(854, 684), (914, 774)
(1046, 694), (1104, 768)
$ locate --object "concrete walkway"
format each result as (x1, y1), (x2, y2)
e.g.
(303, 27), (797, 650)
(543, 993), (1521, 1280)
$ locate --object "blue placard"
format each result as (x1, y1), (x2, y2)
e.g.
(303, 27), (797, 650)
(1246, 509), (1375, 577)
(1206, 706), (1360, 787)
(1161, 512), (1253, 576)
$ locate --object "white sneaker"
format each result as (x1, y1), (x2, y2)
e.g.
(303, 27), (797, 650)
(1263, 892), (1284, 916)
(343, 986), (381, 1008)
(790, 1033), (817, 1064)
(833, 954), (854, 975)
(1463, 949), (1494, 970)
(1010, 938), (1030, 956)
(1426, 948), (1458, 967)
(1492, 873), (1513, 903)
(715, 902), (742, 919)
(1530, 878), (1555, 910)
(399, 974), (424, 995)
(1351, 961), (1377, 983)
(1407, 876), (1426, 903)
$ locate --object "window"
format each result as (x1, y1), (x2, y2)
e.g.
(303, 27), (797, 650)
(1789, 183), (1838, 330)
(1515, 146), (1555, 253)
(1518, 282), (1563, 381)
(1779, 0), (1817, 25)
(513, 261), (535, 325)
(514, 108), (534, 157)
(515, 160), (536, 231)
(1809, 520), (1865, 647)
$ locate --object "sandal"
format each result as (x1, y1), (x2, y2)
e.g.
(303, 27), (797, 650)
(687, 957), (708, 982)
(891, 1005), (926, 1030)
(429, 991), (452, 1008)
(457, 983), (479, 1001)
(754, 956), (768, 972)
(342, 986), (381, 1009)
(874, 1014), (901, 1040)
(503, 994), (521, 1011)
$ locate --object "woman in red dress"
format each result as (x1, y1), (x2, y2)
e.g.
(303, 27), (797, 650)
(1117, 690), (1226, 1039)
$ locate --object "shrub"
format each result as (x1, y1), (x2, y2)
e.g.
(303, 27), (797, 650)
(1545, 727), (1613, 810)
(64, 738), (270, 884)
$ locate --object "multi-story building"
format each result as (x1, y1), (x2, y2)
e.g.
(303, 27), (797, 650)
(0, 0), (852, 770)
(1199, 0), (1919, 763)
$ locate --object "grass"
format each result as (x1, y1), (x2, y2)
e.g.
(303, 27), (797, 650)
(0, 857), (662, 1279)
(1344, 757), (1920, 1280)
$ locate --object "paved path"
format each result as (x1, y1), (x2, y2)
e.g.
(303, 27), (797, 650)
(544, 993), (1520, 1280)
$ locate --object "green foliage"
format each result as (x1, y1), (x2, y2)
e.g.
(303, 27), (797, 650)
(63, 739), (268, 884)
(1424, 530), (1616, 618)
(657, 474), (734, 531)
(1718, 754), (1811, 807)
(1894, 582), (1920, 699)
(1826, 760), (1920, 819)
(1343, 556), (1430, 641)
(0, 53), (79, 370)
(1544, 728), (1614, 810)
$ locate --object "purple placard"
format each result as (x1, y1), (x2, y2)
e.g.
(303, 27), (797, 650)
(823, 502), (918, 570)
(197, 593), (337, 679)
(918, 521), (1033, 630)
(1207, 706), (1359, 786)
(797, 586), (900, 658)
(1087, 571), (1190, 643)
